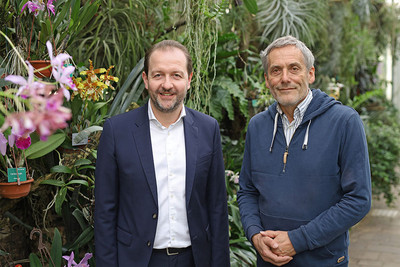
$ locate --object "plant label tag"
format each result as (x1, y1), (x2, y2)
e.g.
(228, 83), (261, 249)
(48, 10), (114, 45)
(72, 133), (88, 146)
(7, 168), (27, 182)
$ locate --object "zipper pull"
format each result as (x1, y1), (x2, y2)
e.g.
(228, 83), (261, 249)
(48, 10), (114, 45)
(283, 147), (289, 173)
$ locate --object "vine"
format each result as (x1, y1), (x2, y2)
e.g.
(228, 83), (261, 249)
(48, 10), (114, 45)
(183, 0), (225, 113)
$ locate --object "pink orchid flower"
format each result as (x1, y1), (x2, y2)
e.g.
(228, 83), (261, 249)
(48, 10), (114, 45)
(15, 135), (32, 150)
(46, 41), (76, 100)
(52, 65), (76, 100)
(21, 0), (45, 16)
(5, 62), (45, 98)
(46, 41), (71, 70)
(47, 0), (56, 16)
(1, 112), (36, 138)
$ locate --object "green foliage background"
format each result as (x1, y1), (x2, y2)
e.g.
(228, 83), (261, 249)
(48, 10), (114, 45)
(1, 0), (400, 266)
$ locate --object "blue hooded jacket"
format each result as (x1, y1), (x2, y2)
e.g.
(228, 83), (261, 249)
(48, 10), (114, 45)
(237, 89), (371, 266)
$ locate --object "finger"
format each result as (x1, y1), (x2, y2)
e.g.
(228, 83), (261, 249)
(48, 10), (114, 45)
(261, 235), (279, 249)
(260, 230), (278, 238)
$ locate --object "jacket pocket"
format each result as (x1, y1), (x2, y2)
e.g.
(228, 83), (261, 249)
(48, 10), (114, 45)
(117, 226), (132, 246)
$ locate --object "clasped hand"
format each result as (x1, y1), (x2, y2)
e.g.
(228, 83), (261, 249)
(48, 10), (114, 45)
(252, 230), (296, 266)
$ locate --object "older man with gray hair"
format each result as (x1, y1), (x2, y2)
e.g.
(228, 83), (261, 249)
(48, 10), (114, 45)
(237, 35), (371, 266)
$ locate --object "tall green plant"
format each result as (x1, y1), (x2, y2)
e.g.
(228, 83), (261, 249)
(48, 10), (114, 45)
(70, 0), (153, 82)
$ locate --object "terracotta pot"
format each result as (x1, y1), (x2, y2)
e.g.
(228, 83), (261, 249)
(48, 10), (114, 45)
(0, 178), (34, 199)
(29, 60), (52, 78)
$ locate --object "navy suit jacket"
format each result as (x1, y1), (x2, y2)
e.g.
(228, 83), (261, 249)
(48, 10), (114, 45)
(94, 104), (230, 266)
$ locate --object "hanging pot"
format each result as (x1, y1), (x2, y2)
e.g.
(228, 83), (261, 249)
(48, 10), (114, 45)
(0, 178), (34, 199)
(29, 60), (52, 78)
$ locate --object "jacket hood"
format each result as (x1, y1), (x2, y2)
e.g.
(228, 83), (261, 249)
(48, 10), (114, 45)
(267, 89), (341, 152)
(267, 89), (340, 121)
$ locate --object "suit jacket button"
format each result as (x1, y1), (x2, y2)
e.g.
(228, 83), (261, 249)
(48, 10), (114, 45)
(152, 213), (157, 219)
(147, 241), (151, 247)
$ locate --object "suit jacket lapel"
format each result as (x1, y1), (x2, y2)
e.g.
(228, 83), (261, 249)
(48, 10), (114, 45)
(131, 103), (158, 204)
(184, 108), (198, 205)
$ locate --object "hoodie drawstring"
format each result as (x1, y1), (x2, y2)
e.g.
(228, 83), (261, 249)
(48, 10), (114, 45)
(269, 112), (279, 152)
(269, 113), (312, 152)
(302, 120), (312, 150)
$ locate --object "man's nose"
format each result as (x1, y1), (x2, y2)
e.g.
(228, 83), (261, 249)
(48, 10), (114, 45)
(162, 76), (173, 89)
(281, 69), (290, 83)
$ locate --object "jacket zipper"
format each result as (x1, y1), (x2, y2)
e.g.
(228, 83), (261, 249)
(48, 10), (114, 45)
(283, 146), (289, 173)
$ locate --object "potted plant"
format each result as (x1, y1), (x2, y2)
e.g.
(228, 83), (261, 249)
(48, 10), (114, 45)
(0, 30), (76, 198)
(0, 132), (34, 199)
(3, 0), (100, 77)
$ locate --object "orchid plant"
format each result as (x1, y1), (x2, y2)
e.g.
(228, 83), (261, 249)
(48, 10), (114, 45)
(64, 59), (118, 145)
(21, 0), (57, 60)
(0, 30), (75, 181)
(17, 0), (100, 61)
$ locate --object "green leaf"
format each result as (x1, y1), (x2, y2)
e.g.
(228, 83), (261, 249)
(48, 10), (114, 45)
(74, 158), (92, 167)
(72, 208), (88, 230)
(50, 165), (72, 174)
(71, 0), (81, 27)
(76, 1), (100, 33)
(243, 0), (258, 14)
(67, 227), (94, 250)
(53, 1), (70, 30)
(66, 179), (89, 187)
(55, 187), (67, 215)
(40, 179), (65, 187)
(29, 252), (42, 267)
(25, 133), (66, 159)
(49, 228), (62, 267)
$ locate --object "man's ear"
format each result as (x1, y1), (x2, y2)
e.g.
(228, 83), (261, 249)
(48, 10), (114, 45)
(308, 66), (316, 84)
(187, 72), (193, 89)
(264, 73), (270, 89)
(142, 71), (149, 89)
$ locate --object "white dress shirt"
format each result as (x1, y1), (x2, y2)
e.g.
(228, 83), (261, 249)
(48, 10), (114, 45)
(148, 102), (191, 249)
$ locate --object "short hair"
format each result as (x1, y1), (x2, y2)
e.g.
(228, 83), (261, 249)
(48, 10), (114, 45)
(260, 35), (315, 74)
(143, 40), (193, 75)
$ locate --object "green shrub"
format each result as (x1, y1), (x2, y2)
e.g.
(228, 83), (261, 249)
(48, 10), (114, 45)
(364, 98), (400, 205)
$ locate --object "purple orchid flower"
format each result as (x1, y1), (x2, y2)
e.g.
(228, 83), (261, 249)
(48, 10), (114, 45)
(62, 251), (93, 267)
(0, 132), (7, 156)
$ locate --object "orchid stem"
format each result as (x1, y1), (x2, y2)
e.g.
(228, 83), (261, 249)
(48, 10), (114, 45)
(28, 15), (35, 60)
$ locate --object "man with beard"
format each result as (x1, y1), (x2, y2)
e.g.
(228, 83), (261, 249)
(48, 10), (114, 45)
(95, 40), (230, 267)
(237, 35), (371, 266)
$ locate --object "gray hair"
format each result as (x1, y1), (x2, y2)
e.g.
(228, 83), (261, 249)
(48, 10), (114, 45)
(260, 35), (315, 74)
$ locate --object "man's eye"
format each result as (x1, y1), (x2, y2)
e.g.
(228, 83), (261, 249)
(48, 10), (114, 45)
(174, 74), (182, 78)
(153, 74), (161, 78)
(271, 69), (280, 75)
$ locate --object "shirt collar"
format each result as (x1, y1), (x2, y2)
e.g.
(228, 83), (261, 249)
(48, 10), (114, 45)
(148, 100), (186, 128)
(276, 89), (313, 121)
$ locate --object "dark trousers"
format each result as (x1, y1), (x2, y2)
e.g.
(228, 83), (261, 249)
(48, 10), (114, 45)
(148, 247), (195, 267)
